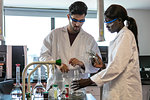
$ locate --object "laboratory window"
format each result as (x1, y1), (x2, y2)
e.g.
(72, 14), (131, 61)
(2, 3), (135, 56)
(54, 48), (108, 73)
(5, 15), (51, 63)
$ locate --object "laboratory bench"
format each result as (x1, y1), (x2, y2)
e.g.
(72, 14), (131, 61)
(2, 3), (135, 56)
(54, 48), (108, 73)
(0, 93), (96, 100)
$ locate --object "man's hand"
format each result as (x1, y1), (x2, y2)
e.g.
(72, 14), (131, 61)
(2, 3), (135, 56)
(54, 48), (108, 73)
(59, 63), (70, 73)
(71, 78), (94, 91)
(69, 58), (85, 70)
(69, 58), (84, 67)
(93, 54), (106, 69)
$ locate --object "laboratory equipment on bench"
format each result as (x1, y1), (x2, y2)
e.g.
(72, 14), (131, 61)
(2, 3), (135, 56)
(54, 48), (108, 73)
(53, 84), (58, 99)
(10, 64), (22, 99)
(33, 66), (46, 99)
(71, 69), (86, 99)
(22, 59), (61, 100)
(64, 84), (69, 99)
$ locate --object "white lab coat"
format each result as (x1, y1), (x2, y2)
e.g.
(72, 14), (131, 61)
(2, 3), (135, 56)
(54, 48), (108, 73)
(91, 26), (142, 100)
(40, 25), (101, 89)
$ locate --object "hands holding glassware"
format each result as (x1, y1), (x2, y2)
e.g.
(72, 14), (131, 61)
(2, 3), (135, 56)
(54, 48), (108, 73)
(71, 78), (94, 91)
(58, 63), (70, 73)
(71, 54), (106, 91)
(69, 58), (85, 70)
(93, 54), (106, 69)
(69, 58), (84, 67)
(58, 58), (85, 73)
(87, 50), (106, 69)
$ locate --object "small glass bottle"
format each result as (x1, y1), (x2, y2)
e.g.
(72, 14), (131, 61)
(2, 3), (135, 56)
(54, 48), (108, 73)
(53, 84), (58, 99)
(43, 91), (49, 100)
(11, 64), (22, 99)
(65, 85), (69, 99)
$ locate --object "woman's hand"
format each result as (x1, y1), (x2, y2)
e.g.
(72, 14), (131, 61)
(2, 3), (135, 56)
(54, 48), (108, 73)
(94, 54), (106, 69)
(71, 78), (94, 91)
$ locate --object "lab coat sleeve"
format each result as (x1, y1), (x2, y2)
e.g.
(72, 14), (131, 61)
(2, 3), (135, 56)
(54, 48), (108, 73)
(40, 32), (54, 61)
(91, 33), (133, 87)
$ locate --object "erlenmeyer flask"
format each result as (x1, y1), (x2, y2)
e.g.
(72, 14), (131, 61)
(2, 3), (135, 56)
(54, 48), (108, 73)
(33, 67), (46, 99)
(11, 64), (22, 100)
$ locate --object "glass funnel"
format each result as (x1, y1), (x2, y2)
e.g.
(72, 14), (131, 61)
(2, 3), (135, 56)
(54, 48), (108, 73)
(11, 64), (22, 100)
(33, 67), (46, 99)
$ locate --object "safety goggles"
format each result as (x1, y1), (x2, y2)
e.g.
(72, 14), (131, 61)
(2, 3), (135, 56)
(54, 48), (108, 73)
(69, 15), (85, 23)
(104, 18), (117, 24)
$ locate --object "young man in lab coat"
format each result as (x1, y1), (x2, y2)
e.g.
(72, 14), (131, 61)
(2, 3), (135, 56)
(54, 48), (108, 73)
(40, 1), (104, 90)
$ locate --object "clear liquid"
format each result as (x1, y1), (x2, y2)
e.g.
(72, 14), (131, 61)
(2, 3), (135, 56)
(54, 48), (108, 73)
(71, 91), (85, 99)
(11, 86), (22, 99)
(33, 84), (46, 98)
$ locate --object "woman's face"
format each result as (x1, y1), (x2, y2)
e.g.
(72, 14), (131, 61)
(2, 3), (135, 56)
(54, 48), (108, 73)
(104, 17), (121, 33)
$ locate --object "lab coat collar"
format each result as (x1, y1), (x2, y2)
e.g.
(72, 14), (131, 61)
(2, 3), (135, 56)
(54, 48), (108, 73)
(62, 25), (84, 47)
(112, 26), (127, 42)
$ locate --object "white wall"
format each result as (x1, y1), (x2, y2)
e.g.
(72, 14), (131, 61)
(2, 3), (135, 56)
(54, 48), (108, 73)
(127, 9), (150, 55)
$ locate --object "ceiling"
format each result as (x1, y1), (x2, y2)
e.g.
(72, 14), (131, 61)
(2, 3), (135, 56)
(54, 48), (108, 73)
(3, 0), (150, 10)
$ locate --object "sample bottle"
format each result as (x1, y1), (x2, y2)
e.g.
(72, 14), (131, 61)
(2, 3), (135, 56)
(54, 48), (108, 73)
(65, 85), (69, 99)
(53, 84), (58, 99)
(43, 91), (49, 100)
(11, 64), (22, 100)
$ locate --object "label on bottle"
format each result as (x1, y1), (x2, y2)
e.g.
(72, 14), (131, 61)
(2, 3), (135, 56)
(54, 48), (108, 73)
(65, 87), (69, 98)
(54, 89), (57, 99)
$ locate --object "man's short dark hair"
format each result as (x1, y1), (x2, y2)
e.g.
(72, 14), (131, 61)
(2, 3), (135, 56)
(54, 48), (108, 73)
(69, 1), (88, 16)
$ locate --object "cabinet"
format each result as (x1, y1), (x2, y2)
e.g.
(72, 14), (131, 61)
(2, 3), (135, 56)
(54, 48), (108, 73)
(142, 85), (150, 100)
(86, 86), (101, 100)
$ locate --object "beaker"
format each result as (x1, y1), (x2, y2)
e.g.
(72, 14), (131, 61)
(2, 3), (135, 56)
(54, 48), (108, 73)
(71, 69), (86, 99)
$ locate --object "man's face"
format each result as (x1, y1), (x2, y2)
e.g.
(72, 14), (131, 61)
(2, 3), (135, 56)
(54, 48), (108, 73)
(68, 14), (85, 34)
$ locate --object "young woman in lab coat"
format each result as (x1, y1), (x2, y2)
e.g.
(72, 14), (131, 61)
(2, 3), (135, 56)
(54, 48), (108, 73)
(72, 4), (142, 100)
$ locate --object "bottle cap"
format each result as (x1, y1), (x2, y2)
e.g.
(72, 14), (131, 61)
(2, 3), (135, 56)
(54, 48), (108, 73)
(16, 64), (20, 67)
(65, 85), (69, 87)
(56, 59), (61, 66)
(43, 92), (48, 98)
(53, 84), (58, 87)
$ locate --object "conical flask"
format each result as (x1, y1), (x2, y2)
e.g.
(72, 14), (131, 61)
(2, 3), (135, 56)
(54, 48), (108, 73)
(33, 67), (46, 99)
(11, 64), (22, 100)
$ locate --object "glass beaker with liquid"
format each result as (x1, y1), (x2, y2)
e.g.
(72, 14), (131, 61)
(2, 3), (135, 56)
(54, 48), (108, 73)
(11, 64), (22, 100)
